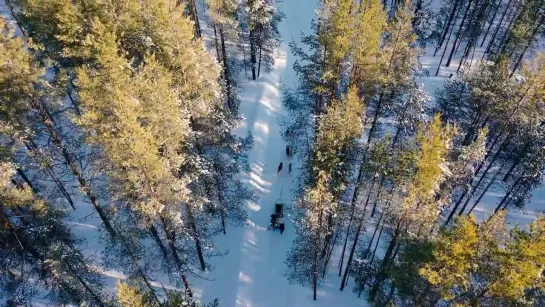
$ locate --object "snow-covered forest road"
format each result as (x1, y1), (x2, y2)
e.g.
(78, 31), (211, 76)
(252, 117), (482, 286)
(192, 0), (365, 306)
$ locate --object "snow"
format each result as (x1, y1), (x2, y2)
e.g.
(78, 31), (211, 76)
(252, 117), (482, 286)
(190, 0), (369, 305)
(1, 0), (544, 305)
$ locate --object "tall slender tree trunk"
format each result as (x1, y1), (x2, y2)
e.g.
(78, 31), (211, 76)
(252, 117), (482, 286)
(368, 93), (384, 143)
(250, 29), (257, 80)
(510, 15), (545, 76)
(363, 210), (385, 266)
(219, 25), (234, 111)
(457, 137), (507, 215)
(484, 0), (513, 57)
(15, 168), (37, 194)
(497, 1), (522, 56)
(356, 218), (385, 296)
(160, 216), (194, 297)
(258, 46), (262, 78)
(502, 143), (530, 182)
(322, 229), (339, 278)
(446, 0), (474, 67)
(434, 0), (461, 56)
(23, 139), (75, 210)
(340, 181), (375, 291)
(64, 262), (106, 306)
(185, 204), (206, 271)
(370, 176), (386, 217)
(466, 162), (505, 215)
(480, 0), (501, 47)
(457, 0), (489, 72)
(494, 175), (522, 213)
(30, 99), (116, 237)
(313, 204), (325, 301)
(338, 197), (357, 276)
(436, 8), (460, 75)
(31, 99), (161, 301)
(339, 211), (364, 291)
(67, 84), (81, 116)
(213, 24), (221, 62)
(191, 0), (202, 38)
(369, 220), (401, 302)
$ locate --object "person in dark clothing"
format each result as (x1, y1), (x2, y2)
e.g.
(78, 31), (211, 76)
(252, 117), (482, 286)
(285, 145), (290, 158)
(288, 163), (292, 175)
(277, 162), (283, 174)
(278, 217), (285, 234)
(270, 213), (278, 229)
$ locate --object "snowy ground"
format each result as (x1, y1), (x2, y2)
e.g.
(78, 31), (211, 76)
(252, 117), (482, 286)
(191, 0), (367, 305)
(1, 0), (543, 305)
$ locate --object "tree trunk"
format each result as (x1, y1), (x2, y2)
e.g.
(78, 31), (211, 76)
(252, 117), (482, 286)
(219, 25), (234, 111)
(191, 0), (202, 38)
(502, 142), (531, 182)
(250, 29), (257, 80)
(370, 176), (386, 217)
(160, 216), (194, 298)
(446, 0), (474, 67)
(0, 209), (106, 306)
(30, 99), (116, 237)
(339, 211), (363, 291)
(484, 0), (513, 56)
(322, 228), (339, 278)
(15, 168), (38, 194)
(64, 262), (106, 306)
(412, 0), (424, 27)
(494, 175), (522, 213)
(24, 138), (75, 210)
(220, 210), (227, 235)
(213, 24), (221, 62)
(436, 7), (460, 75)
(467, 162), (505, 215)
(258, 46), (262, 78)
(434, 0), (461, 56)
(368, 93), (384, 143)
(457, 134), (509, 215)
(338, 196), (358, 276)
(185, 204), (206, 271)
(510, 15), (545, 76)
(313, 202), (325, 301)
(67, 85), (81, 116)
(369, 220), (401, 302)
(457, 0), (489, 72)
(480, 0), (501, 47)
(313, 271), (317, 300)
(497, 1), (522, 56)
(340, 181), (375, 291)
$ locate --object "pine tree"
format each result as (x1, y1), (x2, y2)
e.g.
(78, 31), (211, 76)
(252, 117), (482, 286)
(285, 174), (337, 301)
(349, 0), (387, 96)
(0, 160), (106, 306)
(443, 128), (488, 224)
(245, 0), (283, 80)
(420, 212), (545, 305)
(368, 115), (456, 302)
(13, 0), (251, 282)
(367, 4), (420, 146)
(208, 0), (240, 112)
(497, 0), (545, 73)
(116, 281), (220, 307)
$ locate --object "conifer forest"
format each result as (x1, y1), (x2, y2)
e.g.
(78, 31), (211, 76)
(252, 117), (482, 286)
(1, 0), (545, 306)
